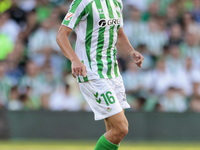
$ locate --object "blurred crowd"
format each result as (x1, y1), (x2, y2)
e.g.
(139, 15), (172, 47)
(0, 0), (200, 113)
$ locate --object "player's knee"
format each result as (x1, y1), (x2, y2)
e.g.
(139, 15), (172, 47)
(115, 126), (128, 139)
(122, 119), (129, 136)
(114, 122), (129, 137)
(120, 125), (128, 136)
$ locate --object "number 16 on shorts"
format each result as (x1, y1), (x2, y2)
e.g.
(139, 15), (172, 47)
(94, 91), (115, 106)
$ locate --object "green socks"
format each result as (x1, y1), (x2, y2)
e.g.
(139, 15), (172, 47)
(94, 134), (119, 150)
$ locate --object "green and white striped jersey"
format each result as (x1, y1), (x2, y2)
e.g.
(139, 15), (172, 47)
(62, 0), (123, 82)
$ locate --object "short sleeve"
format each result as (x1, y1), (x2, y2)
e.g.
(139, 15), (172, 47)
(120, 11), (123, 28)
(117, 0), (123, 28)
(62, 0), (86, 29)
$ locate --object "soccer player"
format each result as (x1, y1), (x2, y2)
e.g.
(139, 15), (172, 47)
(56, 0), (144, 149)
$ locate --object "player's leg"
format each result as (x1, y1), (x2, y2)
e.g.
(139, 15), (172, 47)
(104, 120), (109, 132)
(104, 119), (111, 132)
(79, 77), (130, 150)
(94, 111), (128, 150)
(105, 110), (128, 144)
(104, 109), (125, 132)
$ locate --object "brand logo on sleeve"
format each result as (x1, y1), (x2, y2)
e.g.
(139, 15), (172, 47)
(65, 12), (74, 20)
(98, 19), (121, 27)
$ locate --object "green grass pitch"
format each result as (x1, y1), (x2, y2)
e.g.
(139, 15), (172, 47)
(1, 141), (200, 150)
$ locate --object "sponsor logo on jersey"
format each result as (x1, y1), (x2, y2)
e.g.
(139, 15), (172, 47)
(98, 19), (121, 27)
(65, 12), (74, 21)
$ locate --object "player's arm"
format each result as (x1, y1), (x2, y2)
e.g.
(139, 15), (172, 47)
(116, 27), (144, 68)
(56, 25), (87, 78)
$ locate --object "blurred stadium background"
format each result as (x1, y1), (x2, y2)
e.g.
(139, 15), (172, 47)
(1, 0), (200, 149)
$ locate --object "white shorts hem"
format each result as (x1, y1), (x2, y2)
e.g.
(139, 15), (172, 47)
(121, 103), (131, 110)
(94, 109), (123, 121)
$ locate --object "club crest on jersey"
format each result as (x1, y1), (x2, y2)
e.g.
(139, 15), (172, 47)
(98, 19), (121, 27)
(114, 3), (118, 8)
(65, 12), (74, 21)
(107, 107), (112, 112)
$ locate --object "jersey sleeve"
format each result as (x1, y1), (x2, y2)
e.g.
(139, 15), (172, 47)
(117, 0), (123, 28)
(120, 11), (123, 28)
(62, 0), (86, 29)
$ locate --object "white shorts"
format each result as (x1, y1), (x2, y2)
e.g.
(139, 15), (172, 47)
(79, 76), (130, 121)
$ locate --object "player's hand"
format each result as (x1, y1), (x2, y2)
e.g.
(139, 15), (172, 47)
(71, 59), (87, 78)
(131, 51), (144, 68)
